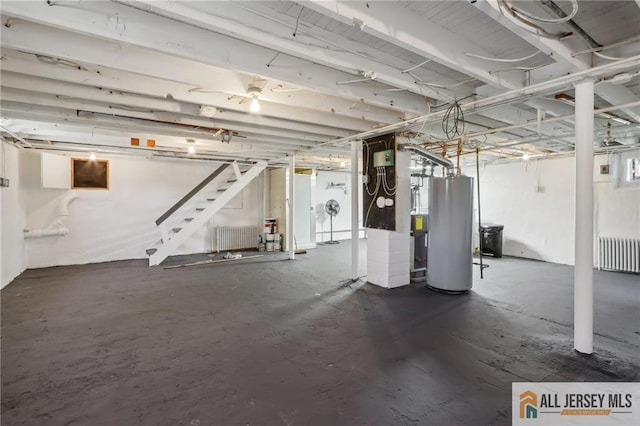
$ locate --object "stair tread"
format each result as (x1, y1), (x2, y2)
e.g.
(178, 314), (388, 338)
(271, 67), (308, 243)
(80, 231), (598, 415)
(149, 164), (263, 266)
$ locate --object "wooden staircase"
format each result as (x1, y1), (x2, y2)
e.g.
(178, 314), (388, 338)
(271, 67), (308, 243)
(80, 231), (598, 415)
(146, 161), (266, 266)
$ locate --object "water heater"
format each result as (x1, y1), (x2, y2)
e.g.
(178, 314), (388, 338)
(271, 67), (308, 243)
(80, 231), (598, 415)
(427, 175), (474, 292)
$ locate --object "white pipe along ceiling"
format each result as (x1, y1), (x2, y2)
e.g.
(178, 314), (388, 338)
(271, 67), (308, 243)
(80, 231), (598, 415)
(0, 0), (639, 168)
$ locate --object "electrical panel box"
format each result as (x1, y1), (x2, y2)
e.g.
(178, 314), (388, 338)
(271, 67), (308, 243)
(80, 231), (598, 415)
(373, 149), (394, 167)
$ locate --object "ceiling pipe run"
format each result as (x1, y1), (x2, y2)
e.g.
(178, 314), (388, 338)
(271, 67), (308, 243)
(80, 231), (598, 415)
(400, 144), (454, 168)
(313, 54), (640, 150)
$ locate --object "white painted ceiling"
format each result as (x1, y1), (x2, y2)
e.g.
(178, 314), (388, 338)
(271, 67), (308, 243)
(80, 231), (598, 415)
(1, 0), (639, 168)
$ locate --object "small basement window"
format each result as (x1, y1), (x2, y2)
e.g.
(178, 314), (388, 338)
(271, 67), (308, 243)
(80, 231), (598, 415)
(625, 157), (640, 183)
(71, 158), (109, 189)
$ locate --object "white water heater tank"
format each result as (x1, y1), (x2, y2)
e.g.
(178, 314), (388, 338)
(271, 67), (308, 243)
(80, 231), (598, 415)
(427, 175), (474, 292)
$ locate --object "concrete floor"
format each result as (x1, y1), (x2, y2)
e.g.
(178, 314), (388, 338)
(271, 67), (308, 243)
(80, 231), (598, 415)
(2, 240), (639, 425)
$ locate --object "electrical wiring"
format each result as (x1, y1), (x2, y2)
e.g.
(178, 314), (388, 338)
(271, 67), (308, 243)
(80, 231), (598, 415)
(572, 36), (640, 57)
(593, 51), (628, 61)
(415, 78), (477, 89)
(510, 0), (578, 24)
(381, 167), (397, 195)
(363, 142), (378, 196)
(464, 50), (543, 63)
(489, 65), (545, 74)
(363, 167), (382, 227)
(442, 100), (465, 139)
(401, 59), (432, 73)
(292, 6), (304, 37)
(498, 0), (568, 40)
(433, 93), (476, 109)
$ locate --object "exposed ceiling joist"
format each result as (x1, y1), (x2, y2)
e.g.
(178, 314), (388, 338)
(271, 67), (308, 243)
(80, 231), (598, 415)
(0, 2), (428, 113)
(474, 0), (640, 123)
(0, 70), (377, 134)
(1, 1), (638, 165)
(134, 1), (455, 102)
(0, 31), (401, 127)
(301, 0), (526, 90)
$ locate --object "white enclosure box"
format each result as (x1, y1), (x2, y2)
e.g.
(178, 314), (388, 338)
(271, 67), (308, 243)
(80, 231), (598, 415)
(41, 152), (70, 189)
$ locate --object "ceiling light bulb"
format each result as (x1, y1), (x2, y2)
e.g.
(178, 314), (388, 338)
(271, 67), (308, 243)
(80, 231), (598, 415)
(340, 161), (346, 168)
(522, 153), (530, 161)
(89, 152), (96, 161)
(250, 98), (260, 113)
(188, 144), (196, 154)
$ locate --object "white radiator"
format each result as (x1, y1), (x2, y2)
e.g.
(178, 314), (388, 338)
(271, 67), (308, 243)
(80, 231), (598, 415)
(598, 237), (640, 273)
(214, 226), (260, 252)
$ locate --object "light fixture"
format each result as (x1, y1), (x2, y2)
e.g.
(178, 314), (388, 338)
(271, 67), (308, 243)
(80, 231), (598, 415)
(250, 98), (260, 113)
(220, 131), (232, 144)
(186, 138), (196, 154)
(247, 85), (262, 113)
(607, 72), (633, 85)
(340, 160), (346, 168)
(522, 153), (530, 161)
(611, 116), (631, 125)
(89, 152), (96, 161)
(199, 105), (218, 117)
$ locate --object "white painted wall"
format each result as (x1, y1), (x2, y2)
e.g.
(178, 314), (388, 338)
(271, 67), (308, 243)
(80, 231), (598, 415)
(465, 151), (640, 265)
(594, 152), (640, 242)
(294, 173), (315, 249)
(1, 142), (27, 288)
(22, 151), (262, 268)
(315, 170), (364, 242)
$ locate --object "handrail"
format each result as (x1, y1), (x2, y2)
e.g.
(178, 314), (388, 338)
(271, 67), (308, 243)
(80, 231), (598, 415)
(155, 163), (231, 226)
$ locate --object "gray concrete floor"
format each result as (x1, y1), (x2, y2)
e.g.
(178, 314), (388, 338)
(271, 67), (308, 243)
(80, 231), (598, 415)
(2, 240), (639, 425)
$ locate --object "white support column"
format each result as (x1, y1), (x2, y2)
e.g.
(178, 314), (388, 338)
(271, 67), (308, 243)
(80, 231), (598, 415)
(288, 154), (296, 260)
(351, 140), (359, 281)
(574, 79), (595, 355)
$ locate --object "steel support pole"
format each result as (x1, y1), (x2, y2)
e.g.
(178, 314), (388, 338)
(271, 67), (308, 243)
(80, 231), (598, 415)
(574, 79), (594, 354)
(351, 140), (359, 281)
(288, 154), (296, 260)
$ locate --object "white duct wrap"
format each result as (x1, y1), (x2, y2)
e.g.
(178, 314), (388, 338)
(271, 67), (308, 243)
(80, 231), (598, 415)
(24, 193), (78, 239)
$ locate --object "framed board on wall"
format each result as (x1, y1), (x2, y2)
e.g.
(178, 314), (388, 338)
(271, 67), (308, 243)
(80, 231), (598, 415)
(71, 158), (109, 189)
(362, 133), (396, 231)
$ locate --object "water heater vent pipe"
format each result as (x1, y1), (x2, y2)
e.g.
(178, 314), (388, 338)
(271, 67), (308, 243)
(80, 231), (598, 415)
(400, 144), (454, 169)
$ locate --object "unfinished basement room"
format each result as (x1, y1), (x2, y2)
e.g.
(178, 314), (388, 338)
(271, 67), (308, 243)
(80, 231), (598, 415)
(1, 1), (639, 425)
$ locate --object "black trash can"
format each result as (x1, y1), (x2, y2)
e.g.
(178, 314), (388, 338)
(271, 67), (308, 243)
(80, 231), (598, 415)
(480, 224), (504, 258)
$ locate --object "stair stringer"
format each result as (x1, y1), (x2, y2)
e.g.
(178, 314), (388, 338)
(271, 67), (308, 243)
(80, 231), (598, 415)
(148, 162), (266, 266)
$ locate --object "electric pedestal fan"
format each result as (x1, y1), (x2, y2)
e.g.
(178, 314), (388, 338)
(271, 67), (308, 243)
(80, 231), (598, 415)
(325, 199), (340, 244)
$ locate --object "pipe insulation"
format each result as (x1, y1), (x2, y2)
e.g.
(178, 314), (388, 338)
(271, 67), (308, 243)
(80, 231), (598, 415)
(24, 193), (78, 239)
